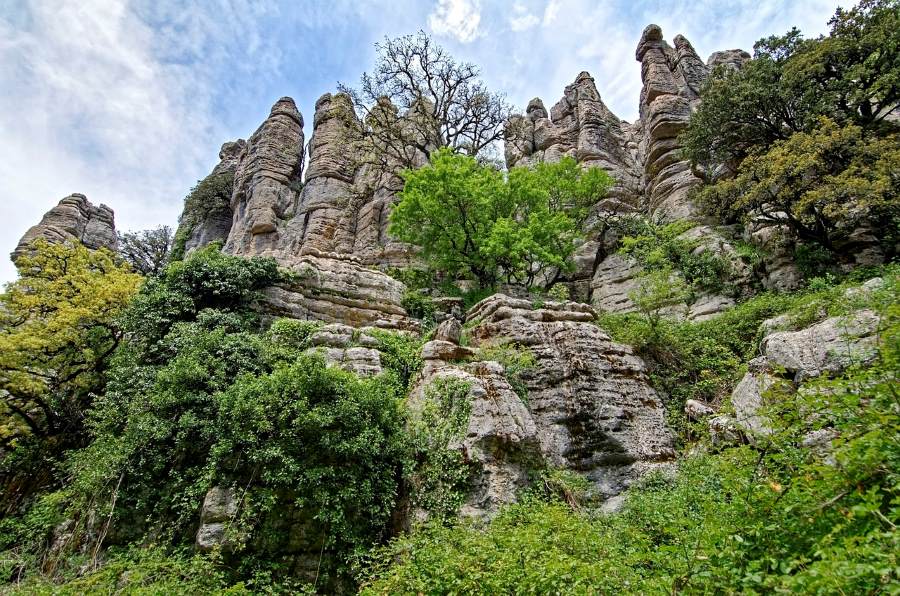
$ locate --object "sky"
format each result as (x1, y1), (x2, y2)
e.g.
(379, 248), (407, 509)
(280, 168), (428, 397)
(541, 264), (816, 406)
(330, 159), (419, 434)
(0, 0), (846, 284)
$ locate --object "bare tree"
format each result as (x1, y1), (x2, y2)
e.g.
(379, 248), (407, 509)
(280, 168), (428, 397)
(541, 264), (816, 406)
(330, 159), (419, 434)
(338, 31), (512, 172)
(117, 226), (173, 276)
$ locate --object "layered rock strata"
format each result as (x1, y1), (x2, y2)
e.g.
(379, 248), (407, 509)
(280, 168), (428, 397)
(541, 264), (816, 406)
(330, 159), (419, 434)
(259, 250), (414, 330)
(12, 193), (117, 263)
(225, 97), (305, 256)
(412, 294), (675, 517)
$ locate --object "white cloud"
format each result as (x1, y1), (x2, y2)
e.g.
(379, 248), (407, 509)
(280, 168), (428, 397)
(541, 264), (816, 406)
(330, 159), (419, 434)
(428, 0), (483, 43)
(0, 1), (228, 284)
(509, 3), (540, 31)
(542, 0), (561, 26)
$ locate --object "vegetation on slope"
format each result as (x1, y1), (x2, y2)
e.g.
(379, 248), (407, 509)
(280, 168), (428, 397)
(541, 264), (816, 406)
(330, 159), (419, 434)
(682, 0), (900, 261)
(362, 267), (900, 594)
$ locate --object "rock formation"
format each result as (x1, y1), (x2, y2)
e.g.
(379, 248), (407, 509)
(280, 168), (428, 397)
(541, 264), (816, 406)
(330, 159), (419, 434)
(411, 294), (675, 517)
(225, 97), (305, 256)
(713, 281), (883, 442)
(176, 139), (246, 255)
(505, 73), (643, 212)
(12, 193), (117, 263)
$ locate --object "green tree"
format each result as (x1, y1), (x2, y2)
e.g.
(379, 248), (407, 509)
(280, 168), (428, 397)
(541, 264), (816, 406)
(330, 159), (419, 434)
(682, 0), (900, 175)
(37, 245), (407, 586)
(628, 268), (690, 333)
(117, 225), (173, 276)
(0, 241), (141, 445)
(389, 149), (611, 289)
(697, 119), (900, 251)
(682, 0), (900, 256)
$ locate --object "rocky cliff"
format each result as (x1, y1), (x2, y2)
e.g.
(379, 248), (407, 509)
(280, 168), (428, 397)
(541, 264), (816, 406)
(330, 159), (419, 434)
(10, 24), (801, 520)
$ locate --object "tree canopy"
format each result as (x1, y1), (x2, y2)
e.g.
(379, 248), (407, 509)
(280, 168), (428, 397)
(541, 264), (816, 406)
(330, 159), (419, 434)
(681, 0), (900, 256)
(0, 241), (141, 446)
(117, 225), (173, 276)
(389, 150), (612, 289)
(340, 31), (512, 171)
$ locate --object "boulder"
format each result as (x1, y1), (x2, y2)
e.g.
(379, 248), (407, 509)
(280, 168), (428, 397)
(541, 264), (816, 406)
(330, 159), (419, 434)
(434, 318), (462, 344)
(761, 310), (880, 381)
(260, 251), (416, 330)
(196, 486), (238, 552)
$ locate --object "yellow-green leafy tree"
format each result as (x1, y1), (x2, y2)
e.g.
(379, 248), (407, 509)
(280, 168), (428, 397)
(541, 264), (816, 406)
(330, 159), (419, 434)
(0, 240), (142, 448)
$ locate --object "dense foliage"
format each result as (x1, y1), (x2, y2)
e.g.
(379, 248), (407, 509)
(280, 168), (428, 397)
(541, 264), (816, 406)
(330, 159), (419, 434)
(364, 268), (900, 594)
(116, 225), (173, 276)
(1, 245), (410, 591)
(390, 149), (611, 289)
(1, 241), (141, 450)
(170, 172), (235, 261)
(682, 0), (900, 257)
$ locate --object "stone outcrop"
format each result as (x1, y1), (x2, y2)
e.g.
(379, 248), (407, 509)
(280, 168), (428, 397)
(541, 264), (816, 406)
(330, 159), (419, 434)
(260, 250), (414, 330)
(635, 25), (707, 221)
(303, 323), (384, 376)
(412, 294), (675, 517)
(177, 139), (246, 255)
(225, 98), (305, 256)
(196, 486), (238, 552)
(12, 194), (117, 263)
(716, 300), (881, 440)
(410, 355), (541, 519)
(761, 310), (880, 381)
(505, 73), (642, 211)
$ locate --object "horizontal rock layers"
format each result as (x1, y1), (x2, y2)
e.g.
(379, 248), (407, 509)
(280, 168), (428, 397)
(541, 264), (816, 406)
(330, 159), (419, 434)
(12, 193), (117, 263)
(412, 294), (675, 517)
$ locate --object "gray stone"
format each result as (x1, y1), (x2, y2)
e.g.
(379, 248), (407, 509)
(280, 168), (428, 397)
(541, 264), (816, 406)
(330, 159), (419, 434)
(761, 310), (880, 381)
(177, 139), (246, 255)
(685, 399), (715, 421)
(196, 486), (238, 552)
(434, 318), (462, 344)
(421, 340), (475, 362)
(729, 359), (780, 437)
(225, 97), (305, 256)
(467, 295), (675, 500)
(12, 194), (116, 264)
(260, 251), (417, 331)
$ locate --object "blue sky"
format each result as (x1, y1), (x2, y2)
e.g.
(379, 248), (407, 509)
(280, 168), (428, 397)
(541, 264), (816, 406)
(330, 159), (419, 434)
(0, 0), (845, 284)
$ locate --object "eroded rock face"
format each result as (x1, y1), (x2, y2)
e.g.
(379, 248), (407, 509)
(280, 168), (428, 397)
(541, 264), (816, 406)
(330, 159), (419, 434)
(303, 323), (384, 376)
(259, 250), (414, 330)
(717, 305), (881, 440)
(468, 295), (675, 496)
(504, 72), (642, 211)
(225, 98), (305, 256)
(761, 310), (880, 381)
(177, 140), (246, 255)
(410, 356), (542, 519)
(12, 194), (117, 263)
(412, 295), (674, 518)
(636, 25), (708, 221)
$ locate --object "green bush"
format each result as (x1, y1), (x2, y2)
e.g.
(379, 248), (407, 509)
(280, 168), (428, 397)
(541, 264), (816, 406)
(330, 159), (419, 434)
(600, 265), (897, 439)
(618, 219), (733, 295)
(407, 378), (477, 520)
